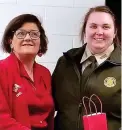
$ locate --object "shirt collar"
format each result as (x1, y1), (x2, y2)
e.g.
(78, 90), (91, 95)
(95, 44), (114, 65)
(81, 44), (114, 64)
(80, 45), (92, 63)
(12, 53), (36, 82)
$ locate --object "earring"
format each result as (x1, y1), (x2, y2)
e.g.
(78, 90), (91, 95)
(8, 39), (12, 44)
(38, 47), (43, 57)
(38, 52), (42, 57)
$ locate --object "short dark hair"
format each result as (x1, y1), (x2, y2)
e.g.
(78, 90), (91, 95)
(81, 5), (120, 45)
(1, 14), (48, 54)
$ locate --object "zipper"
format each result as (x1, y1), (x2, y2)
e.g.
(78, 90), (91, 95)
(72, 62), (83, 130)
(77, 102), (82, 130)
(68, 57), (82, 130)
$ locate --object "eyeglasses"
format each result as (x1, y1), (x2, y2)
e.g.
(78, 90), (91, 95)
(14, 29), (40, 40)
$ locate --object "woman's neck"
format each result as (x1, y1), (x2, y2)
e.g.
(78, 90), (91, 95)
(14, 52), (35, 81)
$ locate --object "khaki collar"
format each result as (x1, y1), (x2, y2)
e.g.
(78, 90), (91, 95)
(81, 44), (115, 65)
(64, 43), (121, 65)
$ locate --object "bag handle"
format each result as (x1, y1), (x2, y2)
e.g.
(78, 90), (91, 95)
(82, 96), (97, 115)
(89, 94), (102, 114)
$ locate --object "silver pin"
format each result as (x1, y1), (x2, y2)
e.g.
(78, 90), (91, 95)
(13, 84), (21, 92)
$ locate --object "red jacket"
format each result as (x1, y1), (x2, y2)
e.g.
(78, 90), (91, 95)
(0, 53), (54, 130)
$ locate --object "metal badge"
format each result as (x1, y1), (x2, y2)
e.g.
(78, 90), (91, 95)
(104, 77), (116, 88)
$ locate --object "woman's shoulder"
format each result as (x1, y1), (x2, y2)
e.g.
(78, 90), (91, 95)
(0, 56), (10, 69)
(0, 54), (16, 69)
(0, 55), (15, 85)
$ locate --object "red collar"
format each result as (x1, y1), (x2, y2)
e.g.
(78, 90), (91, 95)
(10, 53), (37, 83)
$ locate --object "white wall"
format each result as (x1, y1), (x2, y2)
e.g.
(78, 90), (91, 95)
(0, 0), (105, 73)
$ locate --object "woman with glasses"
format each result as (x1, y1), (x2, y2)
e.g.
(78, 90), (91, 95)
(0, 14), (54, 130)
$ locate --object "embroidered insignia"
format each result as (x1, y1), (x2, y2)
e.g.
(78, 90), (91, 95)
(104, 77), (116, 88)
(13, 84), (21, 92)
(100, 54), (107, 59)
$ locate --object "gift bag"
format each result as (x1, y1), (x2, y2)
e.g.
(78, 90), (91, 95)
(82, 94), (108, 130)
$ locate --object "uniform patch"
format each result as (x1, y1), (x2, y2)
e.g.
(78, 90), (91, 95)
(104, 77), (116, 88)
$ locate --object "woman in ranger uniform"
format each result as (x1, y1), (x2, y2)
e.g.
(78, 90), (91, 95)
(0, 14), (54, 130)
(52, 6), (121, 130)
